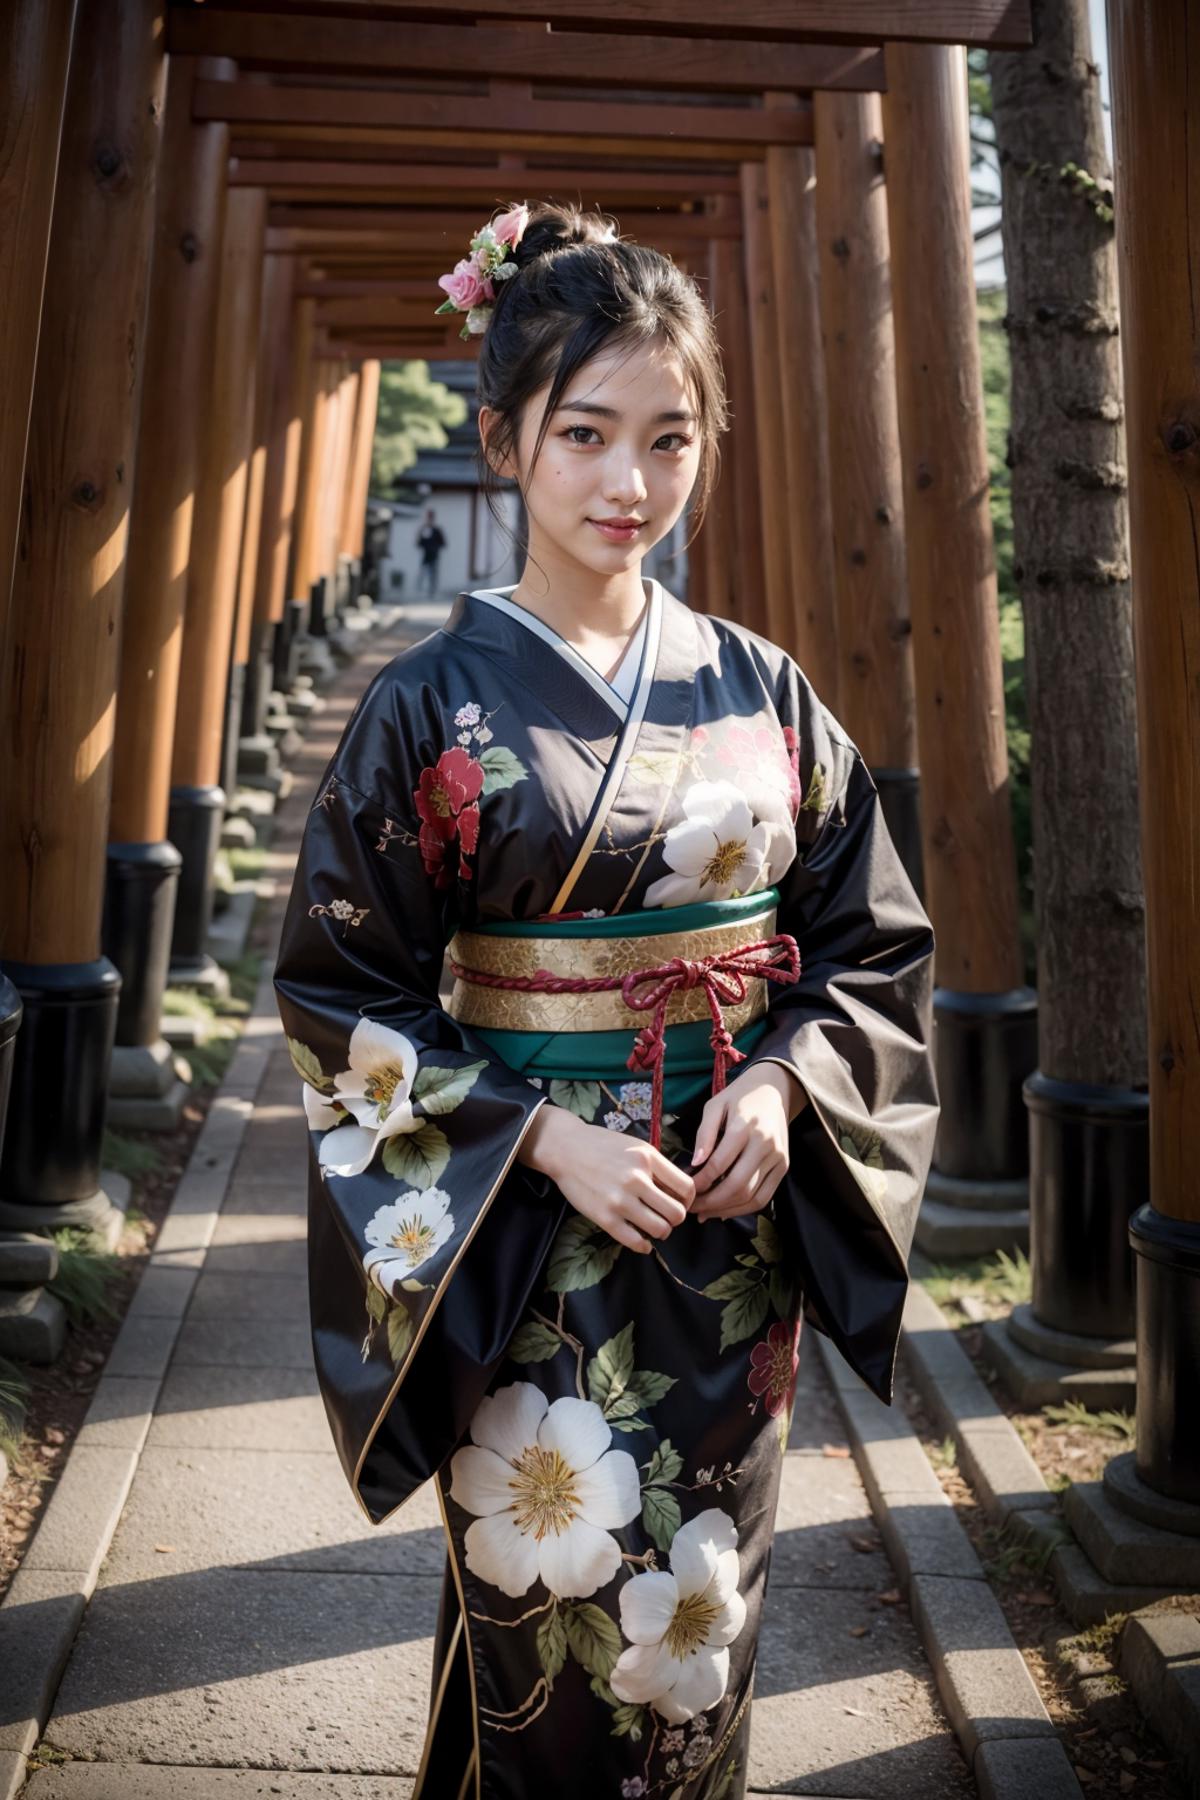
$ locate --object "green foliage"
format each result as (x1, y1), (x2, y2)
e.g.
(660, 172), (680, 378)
(101, 1129), (165, 1182)
(1041, 1400), (1136, 1445)
(47, 1229), (122, 1327)
(163, 951), (260, 1085)
(0, 1356), (30, 1463)
(371, 361), (468, 491)
(920, 1245), (1032, 1310)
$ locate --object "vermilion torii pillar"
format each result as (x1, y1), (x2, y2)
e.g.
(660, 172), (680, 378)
(0, 0), (166, 1245)
(882, 44), (1038, 1250)
(168, 185), (267, 991)
(813, 89), (921, 888)
(104, 53), (232, 1128)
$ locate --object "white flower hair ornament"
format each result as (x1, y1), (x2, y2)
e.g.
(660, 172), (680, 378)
(434, 202), (618, 340)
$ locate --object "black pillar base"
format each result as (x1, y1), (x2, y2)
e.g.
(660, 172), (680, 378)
(241, 623), (273, 742)
(167, 784), (225, 987)
(933, 985), (1038, 1181)
(1129, 1204), (1200, 1505)
(103, 840), (182, 1048)
(1025, 1071), (1149, 1339)
(868, 765), (924, 901)
(0, 957), (120, 1214)
(0, 973), (22, 1167)
(222, 659), (247, 804)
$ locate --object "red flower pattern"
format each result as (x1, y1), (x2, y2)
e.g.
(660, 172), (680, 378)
(746, 1316), (802, 1418)
(413, 748), (485, 887)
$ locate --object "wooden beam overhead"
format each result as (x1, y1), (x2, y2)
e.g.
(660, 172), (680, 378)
(223, 122), (790, 162)
(168, 0), (1033, 52)
(169, 11), (886, 91)
(266, 206), (740, 241)
(193, 82), (813, 150)
(230, 160), (745, 202)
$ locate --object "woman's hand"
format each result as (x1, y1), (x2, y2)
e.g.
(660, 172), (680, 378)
(517, 1105), (695, 1254)
(689, 1063), (808, 1220)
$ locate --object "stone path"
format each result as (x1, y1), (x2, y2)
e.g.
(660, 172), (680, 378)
(19, 624), (974, 1799)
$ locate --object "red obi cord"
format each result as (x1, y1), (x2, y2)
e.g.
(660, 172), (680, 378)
(449, 933), (801, 1149)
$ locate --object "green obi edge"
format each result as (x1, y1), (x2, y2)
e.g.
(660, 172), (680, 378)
(468, 887), (780, 1109)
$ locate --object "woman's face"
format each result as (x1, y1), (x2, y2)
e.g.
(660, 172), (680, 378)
(481, 336), (702, 585)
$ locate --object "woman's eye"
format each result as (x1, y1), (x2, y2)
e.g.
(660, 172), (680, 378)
(563, 425), (600, 445)
(560, 426), (693, 451)
(655, 433), (693, 452)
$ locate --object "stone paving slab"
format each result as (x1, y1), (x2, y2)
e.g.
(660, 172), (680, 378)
(186, 1272), (309, 1323)
(99, 1450), (446, 1581)
(0, 1569), (87, 1756)
(41, 1570), (441, 1775)
(771, 1450), (896, 1593)
(171, 1318), (315, 1370)
(749, 1588), (969, 1795)
(145, 1366), (328, 1453)
(23, 1770), (414, 1799)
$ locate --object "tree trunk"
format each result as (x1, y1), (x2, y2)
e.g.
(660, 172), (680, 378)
(989, 0), (1145, 1085)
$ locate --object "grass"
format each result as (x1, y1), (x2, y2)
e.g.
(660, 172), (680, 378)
(0, 1357), (31, 1465)
(101, 1129), (165, 1182)
(919, 1245), (1033, 1311)
(227, 845), (267, 883)
(160, 950), (262, 1086)
(1042, 1399), (1136, 1445)
(45, 1228), (123, 1327)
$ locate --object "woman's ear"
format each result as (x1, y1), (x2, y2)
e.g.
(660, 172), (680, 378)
(477, 406), (512, 480)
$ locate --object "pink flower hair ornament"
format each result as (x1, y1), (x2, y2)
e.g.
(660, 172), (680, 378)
(434, 202), (619, 340)
(434, 202), (531, 341)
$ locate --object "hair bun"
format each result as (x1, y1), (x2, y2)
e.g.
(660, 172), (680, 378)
(512, 201), (620, 270)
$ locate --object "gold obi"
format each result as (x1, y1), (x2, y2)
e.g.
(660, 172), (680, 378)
(445, 900), (779, 1036)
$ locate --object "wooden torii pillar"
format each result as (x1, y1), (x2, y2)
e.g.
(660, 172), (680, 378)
(740, 161), (793, 648)
(0, 0), (166, 1249)
(882, 45), (1037, 1246)
(765, 97), (839, 709)
(104, 53), (232, 1129)
(0, 3), (78, 1206)
(1077, 0), (1200, 1544)
(813, 90), (921, 887)
(167, 185), (267, 990)
(237, 248), (295, 788)
(708, 195), (766, 635)
(340, 357), (382, 592)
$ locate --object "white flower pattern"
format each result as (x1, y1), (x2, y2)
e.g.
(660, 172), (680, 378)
(610, 1507), (747, 1722)
(644, 781), (774, 909)
(316, 1018), (421, 1178)
(449, 1381), (641, 1600)
(364, 1187), (454, 1289)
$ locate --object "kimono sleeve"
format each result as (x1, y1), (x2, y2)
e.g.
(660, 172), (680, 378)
(273, 760), (562, 1526)
(735, 664), (940, 1405)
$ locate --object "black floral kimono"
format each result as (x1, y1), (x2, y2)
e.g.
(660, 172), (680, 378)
(273, 576), (939, 1800)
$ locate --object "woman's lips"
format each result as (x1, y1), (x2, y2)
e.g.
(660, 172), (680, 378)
(588, 519), (643, 542)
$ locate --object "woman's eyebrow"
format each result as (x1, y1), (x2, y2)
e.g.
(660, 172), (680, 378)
(556, 400), (697, 423)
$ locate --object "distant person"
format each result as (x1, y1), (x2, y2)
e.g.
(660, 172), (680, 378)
(415, 508), (446, 598)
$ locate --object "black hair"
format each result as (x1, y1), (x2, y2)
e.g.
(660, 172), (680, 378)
(474, 200), (728, 560)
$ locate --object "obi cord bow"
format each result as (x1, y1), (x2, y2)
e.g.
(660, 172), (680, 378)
(449, 932), (802, 1149)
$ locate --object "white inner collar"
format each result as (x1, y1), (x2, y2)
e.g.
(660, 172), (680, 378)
(466, 580), (656, 717)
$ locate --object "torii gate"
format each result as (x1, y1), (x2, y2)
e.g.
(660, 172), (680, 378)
(1, 0), (1197, 1595)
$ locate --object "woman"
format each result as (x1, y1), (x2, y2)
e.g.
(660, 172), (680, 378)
(273, 201), (939, 1800)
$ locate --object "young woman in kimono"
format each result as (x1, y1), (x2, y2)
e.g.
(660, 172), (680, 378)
(274, 200), (939, 1800)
